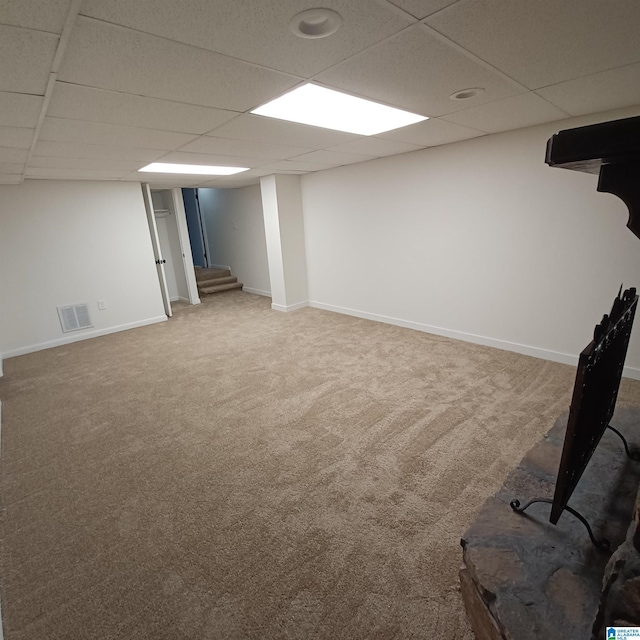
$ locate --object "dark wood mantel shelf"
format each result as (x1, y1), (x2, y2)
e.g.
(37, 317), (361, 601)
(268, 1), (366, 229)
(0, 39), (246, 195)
(546, 115), (640, 239)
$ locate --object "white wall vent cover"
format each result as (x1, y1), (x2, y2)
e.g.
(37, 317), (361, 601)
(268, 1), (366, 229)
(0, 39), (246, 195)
(57, 304), (93, 333)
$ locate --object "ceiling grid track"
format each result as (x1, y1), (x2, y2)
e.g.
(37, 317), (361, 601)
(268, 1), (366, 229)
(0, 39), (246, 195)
(21, 0), (87, 184)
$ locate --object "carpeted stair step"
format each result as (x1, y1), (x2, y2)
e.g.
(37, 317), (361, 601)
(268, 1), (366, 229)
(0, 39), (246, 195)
(199, 281), (243, 295)
(195, 268), (231, 282)
(197, 275), (238, 289)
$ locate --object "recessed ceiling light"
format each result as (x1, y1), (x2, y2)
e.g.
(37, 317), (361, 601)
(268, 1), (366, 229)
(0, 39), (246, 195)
(290, 8), (342, 39)
(449, 88), (485, 101)
(138, 163), (249, 176)
(251, 84), (428, 136)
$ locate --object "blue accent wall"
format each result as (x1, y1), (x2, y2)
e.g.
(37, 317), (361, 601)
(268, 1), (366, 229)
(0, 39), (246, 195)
(181, 188), (206, 267)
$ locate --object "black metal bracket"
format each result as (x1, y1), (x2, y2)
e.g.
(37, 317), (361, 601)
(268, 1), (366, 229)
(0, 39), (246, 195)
(606, 424), (640, 461)
(510, 498), (610, 551)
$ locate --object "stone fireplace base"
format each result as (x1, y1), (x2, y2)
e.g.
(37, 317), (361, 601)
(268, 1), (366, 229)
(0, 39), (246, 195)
(460, 405), (640, 639)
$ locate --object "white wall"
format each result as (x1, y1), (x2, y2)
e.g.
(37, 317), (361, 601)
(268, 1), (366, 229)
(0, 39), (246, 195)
(0, 180), (166, 359)
(260, 175), (308, 311)
(274, 175), (308, 309)
(198, 185), (271, 296)
(301, 107), (640, 376)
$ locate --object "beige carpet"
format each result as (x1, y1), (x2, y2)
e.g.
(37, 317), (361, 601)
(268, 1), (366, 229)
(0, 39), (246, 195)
(2, 291), (640, 639)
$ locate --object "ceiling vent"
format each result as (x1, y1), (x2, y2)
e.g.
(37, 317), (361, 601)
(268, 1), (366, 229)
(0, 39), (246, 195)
(290, 8), (342, 39)
(58, 303), (93, 333)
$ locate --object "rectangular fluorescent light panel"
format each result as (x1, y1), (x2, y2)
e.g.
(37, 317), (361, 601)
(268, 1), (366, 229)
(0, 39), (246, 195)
(139, 163), (249, 175)
(251, 84), (428, 136)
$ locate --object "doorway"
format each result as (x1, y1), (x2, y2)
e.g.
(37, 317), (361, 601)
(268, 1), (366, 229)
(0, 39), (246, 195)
(141, 185), (201, 316)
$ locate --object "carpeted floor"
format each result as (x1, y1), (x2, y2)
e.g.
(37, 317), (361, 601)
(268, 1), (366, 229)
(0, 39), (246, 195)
(2, 291), (640, 639)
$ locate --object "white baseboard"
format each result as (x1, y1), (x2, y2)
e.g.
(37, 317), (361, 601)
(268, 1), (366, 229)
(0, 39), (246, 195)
(0, 316), (168, 360)
(209, 263), (231, 270)
(271, 301), (309, 313)
(0, 356), (3, 377)
(308, 300), (640, 381)
(243, 287), (271, 297)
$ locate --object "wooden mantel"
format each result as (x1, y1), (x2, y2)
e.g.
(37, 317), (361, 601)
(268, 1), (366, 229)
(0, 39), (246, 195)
(546, 115), (640, 240)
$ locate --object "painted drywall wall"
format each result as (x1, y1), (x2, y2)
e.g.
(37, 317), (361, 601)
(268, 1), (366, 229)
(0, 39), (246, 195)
(273, 175), (308, 309)
(301, 106), (640, 377)
(259, 176), (286, 306)
(260, 175), (308, 311)
(198, 185), (271, 296)
(0, 180), (166, 359)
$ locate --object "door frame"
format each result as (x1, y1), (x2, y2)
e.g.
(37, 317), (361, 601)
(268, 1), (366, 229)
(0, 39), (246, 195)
(171, 188), (201, 305)
(194, 189), (212, 268)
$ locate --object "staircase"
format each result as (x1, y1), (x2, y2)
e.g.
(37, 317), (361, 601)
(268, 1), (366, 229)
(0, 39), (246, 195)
(195, 267), (243, 296)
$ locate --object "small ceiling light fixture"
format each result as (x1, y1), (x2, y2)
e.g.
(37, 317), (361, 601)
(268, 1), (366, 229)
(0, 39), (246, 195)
(251, 84), (428, 136)
(290, 8), (342, 39)
(138, 163), (249, 176)
(449, 87), (485, 101)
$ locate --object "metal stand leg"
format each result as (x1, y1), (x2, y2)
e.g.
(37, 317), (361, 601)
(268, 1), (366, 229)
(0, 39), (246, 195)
(510, 498), (610, 550)
(606, 424), (640, 461)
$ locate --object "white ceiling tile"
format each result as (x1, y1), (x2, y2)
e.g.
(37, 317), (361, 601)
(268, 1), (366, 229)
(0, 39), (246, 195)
(157, 151), (269, 169)
(122, 172), (210, 188)
(0, 147), (28, 163)
(426, 0), (640, 89)
(0, 0), (73, 33)
(208, 114), (359, 149)
(441, 93), (568, 133)
(144, 181), (206, 189)
(180, 136), (311, 160)
(33, 140), (167, 162)
(315, 24), (523, 117)
(0, 175), (22, 184)
(378, 117), (484, 146)
(0, 92), (44, 128)
(261, 159), (339, 172)
(39, 117), (198, 149)
(142, 180), (210, 189)
(198, 177), (260, 189)
(25, 167), (130, 180)
(229, 167), (288, 179)
(47, 83), (239, 134)
(0, 127), (34, 149)
(292, 149), (375, 165)
(387, 0), (460, 19)
(536, 63), (640, 117)
(327, 137), (424, 157)
(195, 167), (309, 187)
(29, 156), (145, 172)
(58, 17), (300, 111)
(0, 163), (25, 174)
(80, 0), (414, 78)
(0, 25), (58, 94)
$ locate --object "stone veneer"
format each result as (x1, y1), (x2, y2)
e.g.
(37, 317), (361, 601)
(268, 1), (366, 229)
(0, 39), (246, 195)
(593, 485), (640, 634)
(460, 406), (640, 639)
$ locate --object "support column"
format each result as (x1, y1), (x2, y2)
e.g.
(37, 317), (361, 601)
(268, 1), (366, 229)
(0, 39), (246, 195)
(260, 175), (308, 312)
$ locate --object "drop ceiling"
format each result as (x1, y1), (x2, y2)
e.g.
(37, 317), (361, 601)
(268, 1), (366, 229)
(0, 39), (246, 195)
(2, 0), (640, 188)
